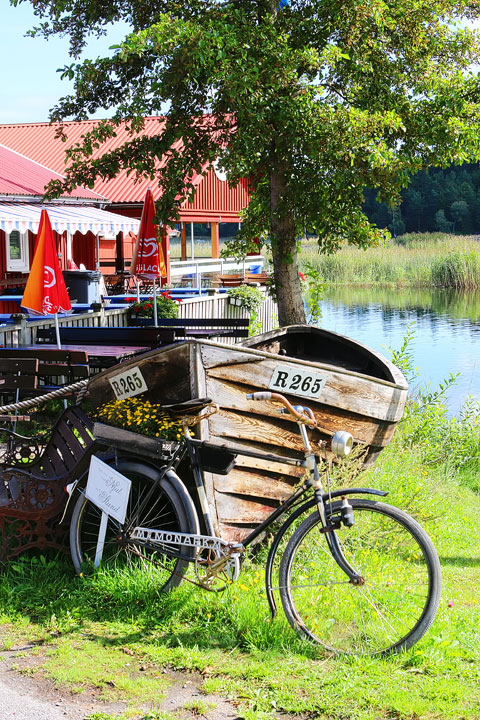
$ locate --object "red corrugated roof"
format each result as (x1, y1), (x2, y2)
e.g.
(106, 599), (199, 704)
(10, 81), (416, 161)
(0, 143), (105, 201)
(0, 118), (250, 217)
(0, 118), (180, 204)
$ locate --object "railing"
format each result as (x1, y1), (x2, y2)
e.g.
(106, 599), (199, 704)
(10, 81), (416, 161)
(170, 254), (265, 290)
(0, 289), (277, 348)
(0, 307), (130, 348)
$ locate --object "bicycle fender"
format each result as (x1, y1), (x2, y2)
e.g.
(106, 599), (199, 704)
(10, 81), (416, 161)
(113, 458), (201, 536)
(322, 487), (388, 501)
(265, 487), (388, 618)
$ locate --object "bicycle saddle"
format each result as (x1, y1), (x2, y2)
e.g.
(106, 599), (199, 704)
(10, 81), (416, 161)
(162, 397), (213, 416)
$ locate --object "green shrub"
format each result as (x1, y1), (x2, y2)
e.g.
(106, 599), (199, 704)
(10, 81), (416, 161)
(227, 284), (264, 335)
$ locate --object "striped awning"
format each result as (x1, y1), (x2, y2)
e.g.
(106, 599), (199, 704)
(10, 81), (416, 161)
(0, 203), (140, 235)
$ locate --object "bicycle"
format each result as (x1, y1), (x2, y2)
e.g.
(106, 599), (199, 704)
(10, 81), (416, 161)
(69, 392), (441, 656)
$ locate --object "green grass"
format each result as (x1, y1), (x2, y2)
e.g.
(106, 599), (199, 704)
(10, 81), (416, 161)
(0, 390), (479, 719)
(301, 232), (480, 288)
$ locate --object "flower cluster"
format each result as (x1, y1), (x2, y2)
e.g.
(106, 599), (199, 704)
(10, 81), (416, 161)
(127, 292), (180, 321)
(94, 397), (185, 440)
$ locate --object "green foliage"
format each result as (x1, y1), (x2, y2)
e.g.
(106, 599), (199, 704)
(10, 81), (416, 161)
(389, 326), (480, 490)
(94, 397), (184, 440)
(226, 284), (263, 312)
(227, 284), (264, 335)
(126, 292), (179, 322)
(20, 0), (480, 325)
(300, 263), (324, 325)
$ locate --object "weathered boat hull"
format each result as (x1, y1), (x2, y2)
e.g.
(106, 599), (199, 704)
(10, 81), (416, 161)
(86, 329), (408, 541)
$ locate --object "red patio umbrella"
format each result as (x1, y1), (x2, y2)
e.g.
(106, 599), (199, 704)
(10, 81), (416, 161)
(130, 188), (166, 325)
(21, 209), (71, 347)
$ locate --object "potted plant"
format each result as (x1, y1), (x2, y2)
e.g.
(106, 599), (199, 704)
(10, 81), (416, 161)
(226, 284), (264, 335)
(126, 291), (180, 324)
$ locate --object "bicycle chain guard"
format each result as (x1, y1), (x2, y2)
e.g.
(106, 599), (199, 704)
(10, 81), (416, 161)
(130, 527), (242, 590)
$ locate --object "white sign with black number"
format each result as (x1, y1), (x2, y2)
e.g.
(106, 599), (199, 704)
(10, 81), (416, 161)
(108, 365), (147, 400)
(268, 364), (326, 400)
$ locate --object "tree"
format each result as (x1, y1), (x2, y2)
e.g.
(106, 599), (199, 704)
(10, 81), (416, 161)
(450, 199), (470, 231)
(435, 209), (452, 233)
(16, 0), (480, 325)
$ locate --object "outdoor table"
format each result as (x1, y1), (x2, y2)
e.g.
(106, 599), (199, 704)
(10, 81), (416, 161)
(20, 343), (150, 370)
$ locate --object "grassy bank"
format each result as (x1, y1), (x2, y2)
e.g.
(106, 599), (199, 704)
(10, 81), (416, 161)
(0, 386), (479, 719)
(300, 233), (480, 288)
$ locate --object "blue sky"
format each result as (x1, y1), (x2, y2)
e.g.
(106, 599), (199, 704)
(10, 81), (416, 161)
(1, 2), (128, 124)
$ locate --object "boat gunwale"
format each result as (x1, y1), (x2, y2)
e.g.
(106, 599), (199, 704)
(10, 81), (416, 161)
(184, 338), (409, 392)
(87, 336), (408, 393)
(240, 324), (408, 389)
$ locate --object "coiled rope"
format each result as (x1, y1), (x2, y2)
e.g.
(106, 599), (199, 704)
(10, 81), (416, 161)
(0, 379), (89, 413)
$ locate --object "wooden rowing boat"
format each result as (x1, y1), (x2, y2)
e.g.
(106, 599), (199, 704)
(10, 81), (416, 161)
(86, 327), (408, 541)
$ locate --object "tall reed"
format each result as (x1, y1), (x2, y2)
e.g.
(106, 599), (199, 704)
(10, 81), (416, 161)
(300, 233), (480, 288)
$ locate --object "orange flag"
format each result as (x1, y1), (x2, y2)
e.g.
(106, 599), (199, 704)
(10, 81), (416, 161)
(21, 209), (72, 315)
(130, 189), (167, 279)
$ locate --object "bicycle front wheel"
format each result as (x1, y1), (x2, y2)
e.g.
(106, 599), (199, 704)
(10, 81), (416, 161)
(70, 458), (198, 592)
(278, 499), (441, 656)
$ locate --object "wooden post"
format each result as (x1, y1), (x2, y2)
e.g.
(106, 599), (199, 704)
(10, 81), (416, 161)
(180, 222), (187, 261)
(211, 222), (220, 259)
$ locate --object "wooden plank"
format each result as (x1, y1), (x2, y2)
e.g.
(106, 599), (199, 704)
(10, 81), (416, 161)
(0, 375), (38, 390)
(231, 450), (305, 478)
(217, 522), (255, 543)
(215, 491), (276, 524)
(214, 468), (295, 501)
(86, 342), (193, 406)
(93, 423), (173, 460)
(205, 376), (396, 446)
(201, 344), (406, 422)
(209, 409), (306, 452)
(0, 358), (38, 373)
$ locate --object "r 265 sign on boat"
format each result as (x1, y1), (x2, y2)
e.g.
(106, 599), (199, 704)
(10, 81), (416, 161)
(269, 364), (326, 400)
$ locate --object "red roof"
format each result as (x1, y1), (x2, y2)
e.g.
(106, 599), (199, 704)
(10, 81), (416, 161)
(0, 143), (104, 201)
(0, 118), (179, 204)
(0, 118), (251, 219)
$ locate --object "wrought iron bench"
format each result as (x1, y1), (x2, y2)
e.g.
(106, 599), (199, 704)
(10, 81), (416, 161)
(0, 405), (96, 561)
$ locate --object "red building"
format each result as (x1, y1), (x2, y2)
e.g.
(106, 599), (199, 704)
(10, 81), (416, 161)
(0, 143), (140, 312)
(0, 118), (252, 282)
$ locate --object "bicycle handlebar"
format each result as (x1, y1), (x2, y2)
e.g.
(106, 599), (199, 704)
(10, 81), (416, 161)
(247, 391), (317, 428)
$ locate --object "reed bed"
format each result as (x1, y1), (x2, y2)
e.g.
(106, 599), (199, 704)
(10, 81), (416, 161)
(300, 233), (480, 288)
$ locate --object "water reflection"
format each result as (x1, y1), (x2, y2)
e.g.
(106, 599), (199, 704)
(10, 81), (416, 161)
(317, 287), (480, 414)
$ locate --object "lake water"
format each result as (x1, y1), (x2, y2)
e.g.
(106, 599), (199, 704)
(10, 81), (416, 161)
(315, 286), (480, 415)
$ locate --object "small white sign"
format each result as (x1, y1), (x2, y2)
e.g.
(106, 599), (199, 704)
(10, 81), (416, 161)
(108, 365), (147, 400)
(86, 456), (131, 525)
(268, 364), (326, 400)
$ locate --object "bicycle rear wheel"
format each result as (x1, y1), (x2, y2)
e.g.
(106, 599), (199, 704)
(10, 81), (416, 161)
(70, 458), (198, 591)
(278, 499), (441, 656)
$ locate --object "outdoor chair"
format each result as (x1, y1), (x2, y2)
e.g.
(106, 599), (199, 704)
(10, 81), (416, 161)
(0, 405), (96, 562)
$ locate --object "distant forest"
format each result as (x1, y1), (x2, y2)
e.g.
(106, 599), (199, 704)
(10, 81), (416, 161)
(363, 164), (480, 236)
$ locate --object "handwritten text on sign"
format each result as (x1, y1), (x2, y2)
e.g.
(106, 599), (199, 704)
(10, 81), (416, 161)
(86, 456), (132, 524)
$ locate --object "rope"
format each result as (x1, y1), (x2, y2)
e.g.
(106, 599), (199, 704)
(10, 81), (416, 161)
(0, 379), (89, 412)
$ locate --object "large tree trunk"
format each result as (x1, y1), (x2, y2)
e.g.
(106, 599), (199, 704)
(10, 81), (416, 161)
(270, 164), (306, 327)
